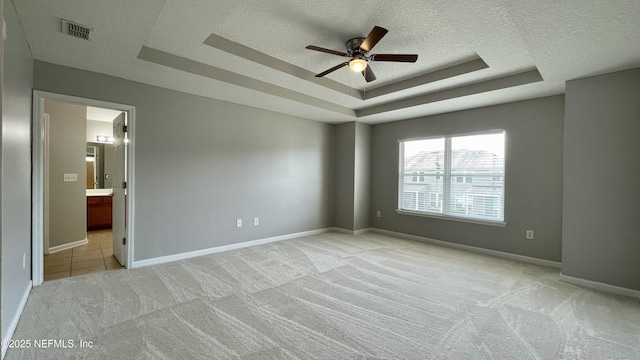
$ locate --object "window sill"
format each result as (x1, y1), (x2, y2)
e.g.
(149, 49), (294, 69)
(395, 209), (507, 227)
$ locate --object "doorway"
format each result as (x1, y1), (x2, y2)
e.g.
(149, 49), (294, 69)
(32, 91), (136, 286)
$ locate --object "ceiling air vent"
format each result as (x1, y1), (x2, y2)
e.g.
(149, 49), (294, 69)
(61, 19), (92, 41)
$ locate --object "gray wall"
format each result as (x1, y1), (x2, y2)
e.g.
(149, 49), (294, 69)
(34, 61), (334, 261)
(333, 122), (355, 230)
(45, 100), (87, 248)
(354, 122), (371, 231)
(333, 122), (371, 232)
(2, 0), (33, 340)
(563, 68), (640, 291)
(370, 96), (565, 262)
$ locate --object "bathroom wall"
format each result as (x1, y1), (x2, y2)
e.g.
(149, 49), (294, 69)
(45, 100), (87, 249)
(86, 119), (113, 142)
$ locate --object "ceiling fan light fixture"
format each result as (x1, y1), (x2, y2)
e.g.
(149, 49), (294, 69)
(349, 59), (367, 73)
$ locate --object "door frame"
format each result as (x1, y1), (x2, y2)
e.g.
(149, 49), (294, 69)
(32, 90), (136, 286)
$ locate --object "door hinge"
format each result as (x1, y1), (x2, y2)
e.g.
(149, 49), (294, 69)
(122, 181), (127, 189)
(122, 237), (126, 245)
(122, 124), (128, 133)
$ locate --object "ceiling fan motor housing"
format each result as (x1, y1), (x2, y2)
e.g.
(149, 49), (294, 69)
(346, 37), (367, 58)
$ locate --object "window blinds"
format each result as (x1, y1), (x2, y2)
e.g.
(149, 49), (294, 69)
(399, 131), (505, 222)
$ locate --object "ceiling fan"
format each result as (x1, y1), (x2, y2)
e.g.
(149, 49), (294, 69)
(305, 26), (418, 82)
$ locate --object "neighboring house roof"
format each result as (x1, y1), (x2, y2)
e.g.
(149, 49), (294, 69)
(405, 149), (504, 172)
(403, 184), (431, 192)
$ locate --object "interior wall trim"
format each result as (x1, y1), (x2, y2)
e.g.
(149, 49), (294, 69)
(357, 68), (544, 117)
(48, 238), (88, 254)
(203, 33), (489, 101)
(32, 90), (137, 287)
(370, 228), (562, 269)
(559, 274), (640, 301)
(138, 226), (562, 272)
(331, 227), (373, 235)
(353, 228), (373, 235)
(131, 227), (336, 268)
(138, 45), (543, 121)
(330, 227), (355, 234)
(137, 46), (355, 117)
(364, 57), (489, 99)
(203, 33), (361, 99)
(1, 281), (32, 359)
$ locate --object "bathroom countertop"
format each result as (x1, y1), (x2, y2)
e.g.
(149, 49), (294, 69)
(86, 188), (113, 197)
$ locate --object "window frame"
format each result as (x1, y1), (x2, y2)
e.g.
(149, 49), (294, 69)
(396, 130), (507, 227)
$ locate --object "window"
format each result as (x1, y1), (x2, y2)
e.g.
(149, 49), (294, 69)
(402, 191), (418, 210)
(398, 131), (505, 223)
(429, 193), (442, 209)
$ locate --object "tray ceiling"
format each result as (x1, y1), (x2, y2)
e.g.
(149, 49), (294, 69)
(14, 0), (640, 124)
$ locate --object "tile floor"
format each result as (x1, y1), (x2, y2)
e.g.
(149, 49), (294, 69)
(44, 229), (123, 281)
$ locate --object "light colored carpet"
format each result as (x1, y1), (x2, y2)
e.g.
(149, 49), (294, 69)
(6, 231), (640, 359)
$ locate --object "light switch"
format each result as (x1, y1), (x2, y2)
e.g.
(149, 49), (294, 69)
(63, 173), (78, 182)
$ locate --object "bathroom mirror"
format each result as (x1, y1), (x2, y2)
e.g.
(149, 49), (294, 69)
(86, 142), (114, 189)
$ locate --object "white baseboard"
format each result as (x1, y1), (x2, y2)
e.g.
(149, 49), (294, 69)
(354, 228), (373, 235)
(330, 227), (373, 235)
(370, 228), (562, 269)
(330, 227), (354, 234)
(2, 281), (32, 359)
(48, 238), (88, 254)
(559, 274), (640, 300)
(132, 228), (334, 268)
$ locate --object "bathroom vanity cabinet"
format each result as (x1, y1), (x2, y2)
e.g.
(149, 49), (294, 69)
(87, 195), (112, 230)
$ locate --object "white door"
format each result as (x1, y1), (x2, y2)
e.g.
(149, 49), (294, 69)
(112, 113), (127, 266)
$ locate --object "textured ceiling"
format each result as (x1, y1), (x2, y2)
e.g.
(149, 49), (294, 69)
(13, 0), (640, 124)
(86, 107), (122, 122)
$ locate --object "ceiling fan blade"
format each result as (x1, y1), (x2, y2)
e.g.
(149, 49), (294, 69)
(362, 65), (376, 82)
(370, 54), (418, 62)
(305, 45), (349, 57)
(360, 26), (388, 52)
(315, 62), (349, 77)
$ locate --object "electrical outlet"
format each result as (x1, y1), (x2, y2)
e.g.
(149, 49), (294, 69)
(236, 219), (242, 228)
(376, 211), (381, 218)
(63, 173), (77, 182)
(526, 230), (534, 240)
(253, 218), (259, 226)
